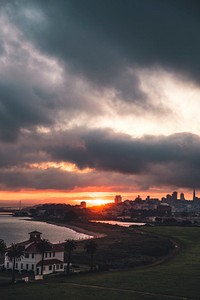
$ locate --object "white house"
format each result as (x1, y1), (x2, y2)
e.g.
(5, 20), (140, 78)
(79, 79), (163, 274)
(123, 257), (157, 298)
(5, 231), (65, 275)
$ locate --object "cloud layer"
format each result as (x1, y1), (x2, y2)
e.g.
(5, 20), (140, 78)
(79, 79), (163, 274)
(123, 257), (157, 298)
(0, 128), (200, 191)
(0, 1), (199, 197)
(10, 1), (200, 82)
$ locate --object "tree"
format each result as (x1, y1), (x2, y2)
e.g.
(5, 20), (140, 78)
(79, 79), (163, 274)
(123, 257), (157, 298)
(0, 239), (6, 255)
(0, 239), (6, 270)
(7, 243), (24, 283)
(36, 239), (52, 275)
(64, 239), (76, 274)
(84, 240), (97, 271)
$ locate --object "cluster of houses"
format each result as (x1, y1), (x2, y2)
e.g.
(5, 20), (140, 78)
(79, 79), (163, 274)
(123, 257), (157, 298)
(93, 192), (200, 221)
(4, 231), (65, 276)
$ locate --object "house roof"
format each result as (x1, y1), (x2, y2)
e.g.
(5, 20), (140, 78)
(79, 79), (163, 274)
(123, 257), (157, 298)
(29, 231), (42, 234)
(6, 239), (31, 251)
(36, 259), (64, 266)
(6, 233), (64, 253)
(24, 242), (64, 253)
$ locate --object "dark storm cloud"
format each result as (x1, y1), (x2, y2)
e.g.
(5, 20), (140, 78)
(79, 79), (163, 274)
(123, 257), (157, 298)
(0, 128), (200, 189)
(6, 0), (200, 94)
(46, 129), (200, 175)
(0, 22), (105, 142)
(2, 0), (197, 142)
(0, 82), (52, 141)
(1, 1), (200, 192)
(54, 0), (200, 83)
(21, 128), (200, 189)
(0, 165), (138, 191)
(0, 168), (80, 190)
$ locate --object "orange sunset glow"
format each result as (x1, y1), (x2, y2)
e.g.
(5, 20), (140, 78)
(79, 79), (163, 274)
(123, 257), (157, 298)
(0, 187), (194, 208)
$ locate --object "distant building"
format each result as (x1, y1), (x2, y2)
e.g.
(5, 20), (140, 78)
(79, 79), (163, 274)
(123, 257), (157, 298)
(5, 231), (65, 275)
(157, 203), (171, 215)
(193, 189), (198, 201)
(166, 194), (172, 201)
(193, 189), (196, 201)
(172, 191), (177, 201)
(135, 195), (143, 203)
(180, 192), (185, 201)
(114, 195), (122, 204)
(80, 201), (86, 208)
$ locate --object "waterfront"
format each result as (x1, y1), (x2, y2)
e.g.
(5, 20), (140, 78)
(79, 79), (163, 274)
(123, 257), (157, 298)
(0, 215), (92, 245)
(91, 220), (146, 227)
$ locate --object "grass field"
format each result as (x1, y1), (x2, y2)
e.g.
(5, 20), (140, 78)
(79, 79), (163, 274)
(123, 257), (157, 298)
(1, 226), (200, 300)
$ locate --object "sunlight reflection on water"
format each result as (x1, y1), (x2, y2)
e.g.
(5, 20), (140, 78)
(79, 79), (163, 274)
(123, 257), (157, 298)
(0, 215), (91, 244)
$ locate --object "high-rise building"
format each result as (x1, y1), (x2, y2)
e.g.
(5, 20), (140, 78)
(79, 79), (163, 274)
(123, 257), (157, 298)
(193, 189), (196, 201)
(80, 201), (86, 208)
(172, 191), (177, 201)
(114, 195), (122, 204)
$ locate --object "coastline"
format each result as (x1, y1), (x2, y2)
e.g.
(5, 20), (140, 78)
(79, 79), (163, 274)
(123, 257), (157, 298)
(29, 218), (107, 240)
(47, 221), (106, 239)
(17, 218), (179, 271)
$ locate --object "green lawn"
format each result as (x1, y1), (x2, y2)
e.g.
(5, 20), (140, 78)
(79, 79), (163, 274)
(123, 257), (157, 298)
(1, 227), (200, 300)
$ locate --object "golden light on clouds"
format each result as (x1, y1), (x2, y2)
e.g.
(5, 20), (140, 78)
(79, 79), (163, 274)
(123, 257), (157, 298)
(28, 162), (93, 174)
(96, 69), (200, 138)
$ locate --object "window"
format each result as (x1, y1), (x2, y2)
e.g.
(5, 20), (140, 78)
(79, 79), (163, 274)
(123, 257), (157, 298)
(32, 264), (34, 270)
(45, 253), (47, 258)
(32, 254), (34, 259)
(15, 263), (18, 269)
(7, 262), (9, 268)
(60, 264), (63, 269)
(49, 265), (52, 271)
(26, 264), (29, 270)
(21, 263), (23, 269)
(53, 252), (55, 257)
(56, 264), (59, 270)
(25, 253), (29, 258)
(49, 252), (52, 258)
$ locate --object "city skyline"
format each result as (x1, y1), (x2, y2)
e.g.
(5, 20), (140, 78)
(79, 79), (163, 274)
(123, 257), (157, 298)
(0, 1), (200, 206)
(0, 189), (198, 208)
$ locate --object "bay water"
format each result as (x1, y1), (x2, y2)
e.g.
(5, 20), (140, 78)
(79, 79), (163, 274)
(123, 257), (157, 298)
(0, 214), (92, 245)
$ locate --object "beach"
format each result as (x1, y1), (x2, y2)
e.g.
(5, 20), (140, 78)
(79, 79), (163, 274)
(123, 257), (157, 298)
(43, 219), (120, 239)
(43, 220), (107, 239)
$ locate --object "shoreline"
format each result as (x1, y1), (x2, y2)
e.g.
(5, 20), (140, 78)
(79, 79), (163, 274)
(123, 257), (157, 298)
(15, 218), (180, 271)
(45, 220), (106, 239)
(28, 218), (107, 240)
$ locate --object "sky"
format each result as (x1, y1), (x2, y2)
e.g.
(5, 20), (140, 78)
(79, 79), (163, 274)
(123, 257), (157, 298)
(0, 0), (200, 206)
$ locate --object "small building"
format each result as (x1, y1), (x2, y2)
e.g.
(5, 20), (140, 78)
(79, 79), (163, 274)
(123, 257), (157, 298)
(114, 195), (122, 204)
(80, 201), (87, 208)
(157, 203), (172, 216)
(5, 231), (65, 275)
